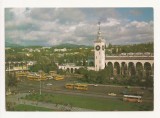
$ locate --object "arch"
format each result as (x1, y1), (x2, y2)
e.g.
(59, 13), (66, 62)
(71, 68), (74, 73)
(128, 62), (136, 76)
(66, 68), (70, 73)
(121, 62), (127, 76)
(75, 68), (78, 73)
(136, 62), (143, 79)
(144, 62), (152, 78)
(107, 62), (113, 66)
(107, 62), (113, 76)
(114, 62), (120, 75)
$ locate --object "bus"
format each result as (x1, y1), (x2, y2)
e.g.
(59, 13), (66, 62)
(65, 83), (74, 89)
(16, 71), (28, 77)
(74, 83), (88, 90)
(49, 71), (57, 76)
(123, 95), (142, 103)
(27, 73), (38, 80)
(54, 75), (64, 80)
(27, 73), (47, 81)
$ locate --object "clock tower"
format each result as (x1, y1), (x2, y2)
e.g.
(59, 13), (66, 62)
(94, 22), (106, 71)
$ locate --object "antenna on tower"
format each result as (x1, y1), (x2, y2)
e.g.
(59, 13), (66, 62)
(98, 21), (101, 31)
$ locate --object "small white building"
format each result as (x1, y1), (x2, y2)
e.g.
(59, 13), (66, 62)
(27, 61), (37, 66)
(54, 48), (67, 52)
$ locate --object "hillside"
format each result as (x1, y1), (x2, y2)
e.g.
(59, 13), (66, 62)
(5, 42), (22, 48)
(52, 43), (92, 49)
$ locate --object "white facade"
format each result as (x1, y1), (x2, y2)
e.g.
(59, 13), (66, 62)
(94, 23), (106, 71)
(54, 48), (67, 52)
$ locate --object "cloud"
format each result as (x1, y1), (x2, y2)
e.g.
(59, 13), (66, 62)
(29, 8), (86, 24)
(102, 18), (120, 27)
(5, 8), (153, 46)
(104, 20), (153, 45)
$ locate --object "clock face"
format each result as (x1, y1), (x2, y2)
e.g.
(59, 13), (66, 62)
(96, 45), (100, 51)
(102, 45), (105, 50)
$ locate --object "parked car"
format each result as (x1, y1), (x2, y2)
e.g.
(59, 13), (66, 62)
(46, 83), (52, 86)
(94, 84), (98, 87)
(108, 92), (117, 96)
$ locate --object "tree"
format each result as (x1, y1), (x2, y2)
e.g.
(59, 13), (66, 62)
(108, 43), (112, 48)
(6, 73), (17, 88)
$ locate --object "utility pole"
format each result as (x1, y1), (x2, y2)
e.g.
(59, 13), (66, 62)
(39, 71), (42, 95)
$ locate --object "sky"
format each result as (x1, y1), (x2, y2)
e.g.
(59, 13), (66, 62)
(5, 8), (153, 46)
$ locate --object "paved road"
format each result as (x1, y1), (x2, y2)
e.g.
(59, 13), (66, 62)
(43, 89), (122, 99)
(12, 78), (153, 106)
(16, 83), (153, 102)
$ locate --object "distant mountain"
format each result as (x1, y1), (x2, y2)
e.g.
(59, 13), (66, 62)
(5, 42), (44, 48)
(5, 42), (92, 49)
(5, 42), (22, 48)
(52, 43), (92, 49)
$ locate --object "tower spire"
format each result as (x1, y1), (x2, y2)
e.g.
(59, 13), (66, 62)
(98, 21), (101, 31)
(97, 21), (102, 41)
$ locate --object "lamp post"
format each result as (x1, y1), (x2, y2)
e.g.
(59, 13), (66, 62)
(8, 62), (11, 73)
(40, 79), (41, 95)
(86, 60), (88, 66)
(39, 70), (42, 95)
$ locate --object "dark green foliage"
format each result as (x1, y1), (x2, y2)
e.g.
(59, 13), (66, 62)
(108, 42), (153, 54)
(6, 73), (17, 87)
(30, 63), (57, 73)
(75, 67), (153, 87)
